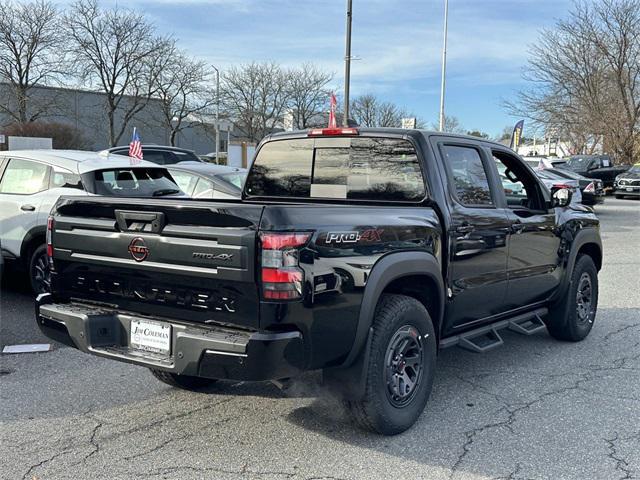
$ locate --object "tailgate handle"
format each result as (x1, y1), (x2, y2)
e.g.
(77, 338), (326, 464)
(115, 210), (165, 233)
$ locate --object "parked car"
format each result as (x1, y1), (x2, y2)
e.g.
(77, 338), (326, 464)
(166, 162), (246, 199)
(104, 145), (204, 165)
(544, 168), (605, 205)
(559, 154), (630, 191)
(38, 128), (601, 435)
(535, 169), (582, 204)
(613, 163), (640, 199)
(0, 150), (183, 293)
(523, 156), (567, 170)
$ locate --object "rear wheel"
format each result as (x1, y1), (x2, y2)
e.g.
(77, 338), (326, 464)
(546, 254), (599, 341)
(29, 244), (51, 294)
(346, 294), (436, 435)
(150, 369), (218, 390)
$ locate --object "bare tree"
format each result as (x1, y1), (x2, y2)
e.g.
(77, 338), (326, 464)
(65, 0), (174, 146)
(154, 52), (214, 146)
(221, 62), (290, 143)
(508, 0), (640, 163)
(287, 63), (334, 129)
(0, 0), (65, 123)
(431, 114), (465, 133)
(350, 93), (417, 128)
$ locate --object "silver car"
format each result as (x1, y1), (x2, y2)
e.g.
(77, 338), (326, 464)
(0, 150), (182, 293)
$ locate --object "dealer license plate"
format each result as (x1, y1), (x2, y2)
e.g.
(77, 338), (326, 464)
(130, 319), (171, 355)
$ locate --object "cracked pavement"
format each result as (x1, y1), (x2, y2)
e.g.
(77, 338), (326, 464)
(1, 198), (639, 480)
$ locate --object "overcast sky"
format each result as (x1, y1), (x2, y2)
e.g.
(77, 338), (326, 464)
(103, 0), (573, 136)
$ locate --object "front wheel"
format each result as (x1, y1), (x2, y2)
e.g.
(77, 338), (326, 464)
(546, 254), (599, 341)
(346, 294), (436, 435)
(29, 244), (51, 294)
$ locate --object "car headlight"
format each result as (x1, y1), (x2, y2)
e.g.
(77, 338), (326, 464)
(619, 179), (627, 186)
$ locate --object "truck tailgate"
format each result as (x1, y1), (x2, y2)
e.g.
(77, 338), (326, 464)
(50, 197), (264, 329)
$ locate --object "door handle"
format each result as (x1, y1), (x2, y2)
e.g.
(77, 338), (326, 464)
(20, 204), (36, 212)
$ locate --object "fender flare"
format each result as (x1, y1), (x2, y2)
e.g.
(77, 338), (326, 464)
(344, 251), (444, 366)
(553, 227), (602, 301)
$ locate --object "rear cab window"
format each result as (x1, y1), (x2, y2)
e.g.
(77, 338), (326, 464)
(245, 136), (425, 202)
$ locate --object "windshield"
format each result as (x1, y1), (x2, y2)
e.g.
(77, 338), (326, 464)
(564, 156), (594, 171)
(628, 163), (640, 174)
(83, 168), (183, 197)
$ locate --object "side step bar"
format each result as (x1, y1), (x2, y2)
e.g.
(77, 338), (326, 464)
(440, 308), (548, 353)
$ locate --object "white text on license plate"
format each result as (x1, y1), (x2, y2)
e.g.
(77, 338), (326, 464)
(627, 187), (635, 192)
(130, 319), (171, 354)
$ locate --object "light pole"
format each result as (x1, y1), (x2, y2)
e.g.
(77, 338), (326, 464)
(438, 0), (449, 132)
(211, 65), (220, 161)
(343, 0), (353, 127)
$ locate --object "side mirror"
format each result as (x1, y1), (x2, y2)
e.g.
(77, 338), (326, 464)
(552, 186), (572, 207)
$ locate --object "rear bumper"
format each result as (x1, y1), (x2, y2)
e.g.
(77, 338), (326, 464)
(36, 294), (305, 381)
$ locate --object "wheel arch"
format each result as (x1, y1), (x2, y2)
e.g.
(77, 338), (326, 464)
(20, 225), (46, 267)
(344, 251), (444, 367)
(324, 251), (444, 400)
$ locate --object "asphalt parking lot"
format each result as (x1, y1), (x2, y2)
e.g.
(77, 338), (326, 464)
(1, 198), (639, 480)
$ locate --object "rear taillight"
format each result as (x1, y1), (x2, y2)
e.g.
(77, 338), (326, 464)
(308, 127), (359, 136)
(584, 182), (595, 193)
(46, 216), (54, 258)
(260, 232), (311, 300)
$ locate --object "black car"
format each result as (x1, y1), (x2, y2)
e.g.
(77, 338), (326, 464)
(614, 163), (640, 199)
(544, 168), (605, 205)
(39, 128), (601, 435)
(104, 145), (204, 165)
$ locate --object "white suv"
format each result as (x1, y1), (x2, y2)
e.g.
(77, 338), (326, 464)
(0, 150), (183, 293)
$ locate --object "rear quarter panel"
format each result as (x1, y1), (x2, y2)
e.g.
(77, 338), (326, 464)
(259, 204), (442, 369)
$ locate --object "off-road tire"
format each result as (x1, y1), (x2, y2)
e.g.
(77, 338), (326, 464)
(29, 244), (51, 294)
(546, 254), (599, 342)
(150, 369), (217, 390)
(346, 294), (436, 435)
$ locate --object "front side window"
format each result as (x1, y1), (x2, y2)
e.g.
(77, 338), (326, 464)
(245, 137), (425, 201)
(441, 145), (493, 206)
(0, 159), (49, 194)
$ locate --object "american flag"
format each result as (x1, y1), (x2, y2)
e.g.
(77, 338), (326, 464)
(129, 127), (143, 163)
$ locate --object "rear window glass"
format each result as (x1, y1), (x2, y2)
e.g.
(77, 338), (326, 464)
(245, 137), (425, 201)
(83, 168), (182, 197)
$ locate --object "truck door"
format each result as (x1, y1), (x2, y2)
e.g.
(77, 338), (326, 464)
(435, 141), (511, 330)
(491, 148), (562, 308)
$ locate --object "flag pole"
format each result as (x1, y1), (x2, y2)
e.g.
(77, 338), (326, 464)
(438, 0), (449, 132)
(343, 0), (353, 127)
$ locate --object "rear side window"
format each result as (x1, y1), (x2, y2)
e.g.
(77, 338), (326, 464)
(245, 137), (425, 201)
(441, 145), (493, 206)
(0, 159), (49, 194)
(82, 168), (182, 197)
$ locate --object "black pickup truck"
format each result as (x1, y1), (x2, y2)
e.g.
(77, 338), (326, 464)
(560, 154), (630, 191)
(37, 128), (602, 435)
